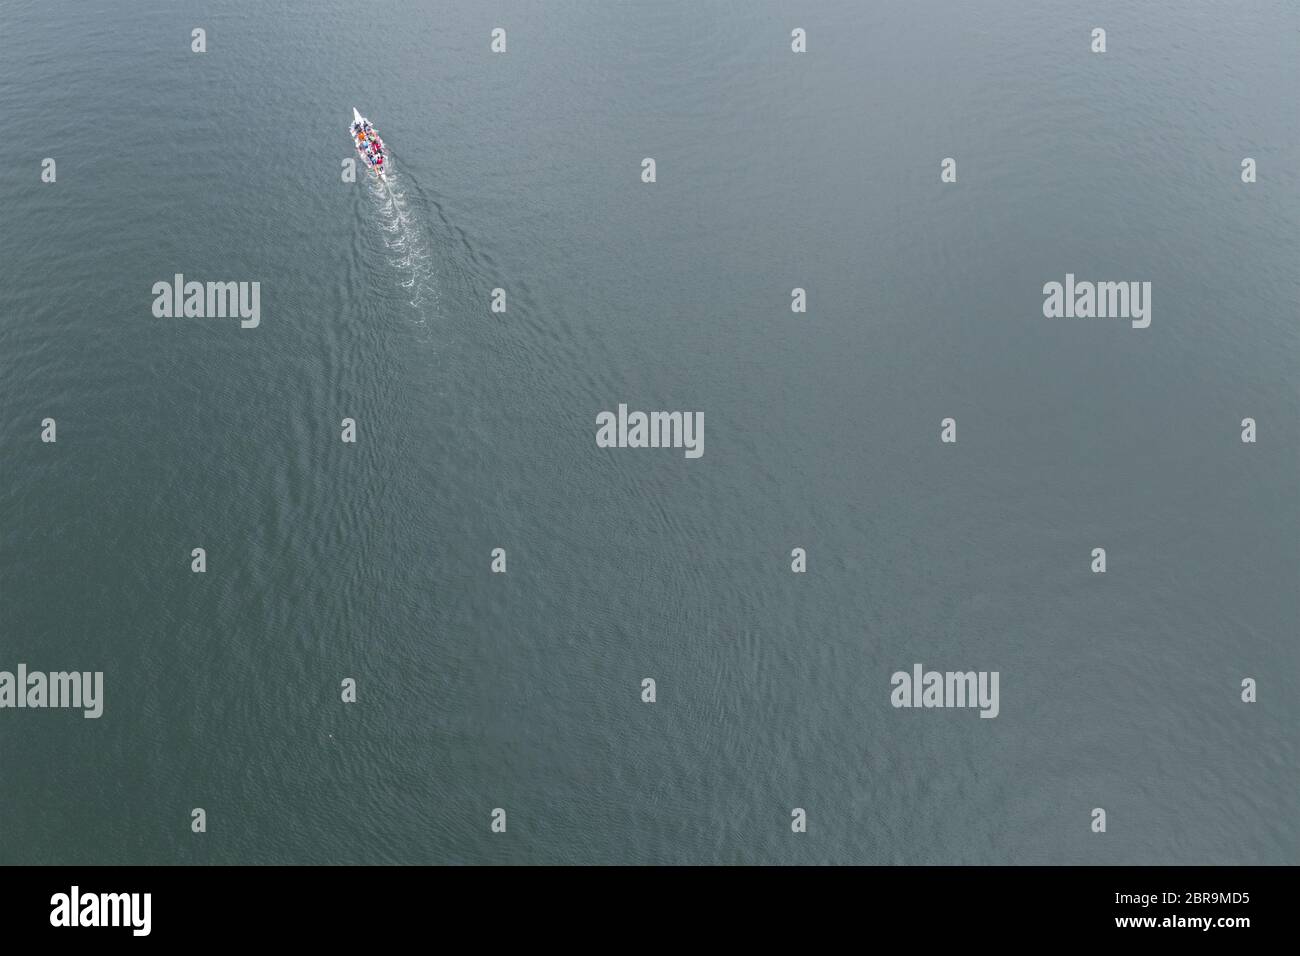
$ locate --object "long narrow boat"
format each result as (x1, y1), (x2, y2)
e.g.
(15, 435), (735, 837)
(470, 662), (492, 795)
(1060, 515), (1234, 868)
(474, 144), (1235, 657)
(349, 108), (388, 180)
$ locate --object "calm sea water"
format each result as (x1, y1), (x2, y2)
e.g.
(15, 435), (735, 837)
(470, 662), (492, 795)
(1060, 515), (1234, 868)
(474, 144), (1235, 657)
(0, 0), (1295, 864)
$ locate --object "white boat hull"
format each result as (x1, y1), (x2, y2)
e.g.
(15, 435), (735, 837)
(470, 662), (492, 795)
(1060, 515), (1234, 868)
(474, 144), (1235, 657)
(349, 107), (389, 180)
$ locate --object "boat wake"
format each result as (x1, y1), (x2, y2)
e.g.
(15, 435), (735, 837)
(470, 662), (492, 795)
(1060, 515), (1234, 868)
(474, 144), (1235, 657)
(366, 166), (440, 318)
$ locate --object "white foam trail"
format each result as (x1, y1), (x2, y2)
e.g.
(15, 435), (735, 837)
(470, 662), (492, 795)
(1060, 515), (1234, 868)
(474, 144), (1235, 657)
(366, 165), (438, 317)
